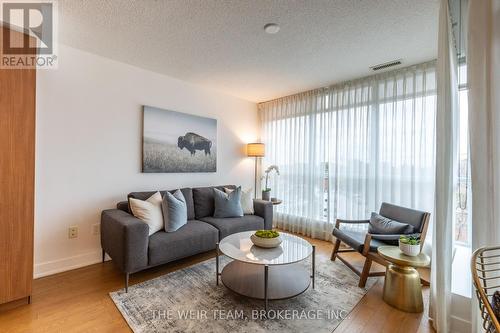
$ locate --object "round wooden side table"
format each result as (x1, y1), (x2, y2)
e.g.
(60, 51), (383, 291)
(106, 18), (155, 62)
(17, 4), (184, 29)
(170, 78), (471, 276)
(377, 246), (430, 313)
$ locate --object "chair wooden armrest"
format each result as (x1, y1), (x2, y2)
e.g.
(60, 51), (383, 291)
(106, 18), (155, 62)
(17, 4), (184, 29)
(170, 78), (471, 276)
(335, 219), (370, 229)
(362, 233), (373, 256)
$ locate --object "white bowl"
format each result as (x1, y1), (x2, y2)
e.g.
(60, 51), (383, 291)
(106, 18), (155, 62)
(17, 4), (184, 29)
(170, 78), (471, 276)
(250, 234), (282, 248)
(399, 240), (420, 256)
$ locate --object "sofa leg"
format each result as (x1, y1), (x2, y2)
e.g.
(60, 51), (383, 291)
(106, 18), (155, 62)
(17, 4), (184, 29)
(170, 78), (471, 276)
(102, 249), (105, 263)
(359, 258), (372, 288)
(331, 239), (341, 261)
(125, 273), (129, 293)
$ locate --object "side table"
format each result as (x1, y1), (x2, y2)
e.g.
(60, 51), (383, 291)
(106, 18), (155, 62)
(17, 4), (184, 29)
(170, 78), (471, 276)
(377, 246), (430, 313)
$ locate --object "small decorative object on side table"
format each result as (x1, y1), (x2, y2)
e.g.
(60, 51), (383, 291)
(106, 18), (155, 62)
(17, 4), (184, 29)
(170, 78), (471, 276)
(399, 235), (421, 256)
(271, 198), (282, 206)
(377, 246), (430, 313)
(261, 165), (279, 201)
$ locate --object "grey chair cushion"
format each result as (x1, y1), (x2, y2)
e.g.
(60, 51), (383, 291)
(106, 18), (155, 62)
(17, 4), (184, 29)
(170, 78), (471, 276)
(213, 187), (243, 218)
(368, 212), (414, 234)
(148, 220), (218, 265)
(192, 185), (235, 218)
(379, 202), (427, 232)
(332, 228), (389, 253)
(199, 215), (264, 240)
(162, 189), (188, 232)
(128, 188), (195, 220)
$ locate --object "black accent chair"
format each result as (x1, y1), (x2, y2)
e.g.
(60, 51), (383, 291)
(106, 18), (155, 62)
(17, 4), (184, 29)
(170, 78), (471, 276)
(330, 202), (430, 287)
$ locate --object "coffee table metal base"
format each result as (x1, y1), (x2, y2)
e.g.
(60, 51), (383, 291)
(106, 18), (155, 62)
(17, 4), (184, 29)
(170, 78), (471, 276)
(221, 261), (311, 301)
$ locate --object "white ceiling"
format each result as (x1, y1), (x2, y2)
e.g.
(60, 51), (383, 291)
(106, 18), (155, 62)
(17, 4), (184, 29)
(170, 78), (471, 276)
(59, 0), (439, 103)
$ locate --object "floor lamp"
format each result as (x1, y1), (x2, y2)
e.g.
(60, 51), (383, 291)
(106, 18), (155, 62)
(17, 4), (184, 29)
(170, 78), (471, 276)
(246, 143), (265, 199)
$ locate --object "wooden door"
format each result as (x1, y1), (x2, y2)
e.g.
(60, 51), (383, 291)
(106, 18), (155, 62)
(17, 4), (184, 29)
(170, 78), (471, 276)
(0, 25), (36, 304)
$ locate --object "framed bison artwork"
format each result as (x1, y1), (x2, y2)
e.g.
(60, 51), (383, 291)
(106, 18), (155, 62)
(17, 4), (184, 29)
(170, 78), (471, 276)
(142, 106), (217, 173)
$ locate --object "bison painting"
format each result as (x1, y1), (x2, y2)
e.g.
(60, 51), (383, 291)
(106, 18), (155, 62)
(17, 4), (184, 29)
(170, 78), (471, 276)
(177, 132), (212, 156)
(142, 106), (217, 173)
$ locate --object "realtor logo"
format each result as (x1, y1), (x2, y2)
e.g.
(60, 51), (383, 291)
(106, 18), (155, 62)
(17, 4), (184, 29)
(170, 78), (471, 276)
(1, 0), (58, 68)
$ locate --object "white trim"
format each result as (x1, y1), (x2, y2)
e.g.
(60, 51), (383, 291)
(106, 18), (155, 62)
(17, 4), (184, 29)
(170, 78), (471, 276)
(34, 250), (110, 279)
(450, 314), (472, 333)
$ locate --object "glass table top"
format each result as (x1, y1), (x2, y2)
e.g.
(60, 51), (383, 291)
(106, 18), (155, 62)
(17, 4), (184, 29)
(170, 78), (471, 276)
(218, 231), (313, 265)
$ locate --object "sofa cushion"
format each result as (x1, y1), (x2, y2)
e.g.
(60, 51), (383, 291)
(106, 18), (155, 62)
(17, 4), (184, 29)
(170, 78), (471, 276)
(128, 192), (164, 236)
(333, 228), (388, 253)
(213, 187), (243, 218)
(148, 220), (218, 265)
(199, 215), (264, 240)
(225, 187), (254, 214)
(128, 188), (195, 220)
(192, 185), (235, 218)
(368, 212), (414, 235)
(162, 189), (188, 232)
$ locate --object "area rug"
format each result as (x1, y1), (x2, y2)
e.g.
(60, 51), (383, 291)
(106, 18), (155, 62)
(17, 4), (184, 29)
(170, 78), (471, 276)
(110, 256), (376, 333)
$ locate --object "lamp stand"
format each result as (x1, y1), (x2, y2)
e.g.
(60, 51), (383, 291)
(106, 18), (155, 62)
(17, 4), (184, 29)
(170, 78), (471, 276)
(254, 157), (258, 199)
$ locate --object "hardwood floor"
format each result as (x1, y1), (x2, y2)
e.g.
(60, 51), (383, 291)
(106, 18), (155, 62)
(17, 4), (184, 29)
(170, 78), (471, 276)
(0, 236), (435, 333)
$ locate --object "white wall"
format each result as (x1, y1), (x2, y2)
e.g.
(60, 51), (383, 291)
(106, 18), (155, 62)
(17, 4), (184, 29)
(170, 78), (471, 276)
(35, 45), (258, 278)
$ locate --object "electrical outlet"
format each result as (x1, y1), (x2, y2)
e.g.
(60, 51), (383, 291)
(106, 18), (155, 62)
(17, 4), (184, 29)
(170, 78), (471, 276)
(92, 223), (100, 236)
(68, 226), (78, 239)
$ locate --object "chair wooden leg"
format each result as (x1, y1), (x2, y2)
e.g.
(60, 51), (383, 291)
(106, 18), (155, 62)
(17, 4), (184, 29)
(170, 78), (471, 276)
(359, 258), (372, 288)
(331, 239), (341, 261)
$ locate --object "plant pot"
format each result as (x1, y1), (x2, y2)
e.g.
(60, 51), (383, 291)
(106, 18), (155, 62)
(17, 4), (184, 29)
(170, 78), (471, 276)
(262, 190), (271, 201)
(399, 240), (420, 257)
(250, 234), (282, 248)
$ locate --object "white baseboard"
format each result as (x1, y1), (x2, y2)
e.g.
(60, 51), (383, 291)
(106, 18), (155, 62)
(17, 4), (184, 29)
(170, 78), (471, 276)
(450, 314), (472, 333)
(34, 250), (110, 279)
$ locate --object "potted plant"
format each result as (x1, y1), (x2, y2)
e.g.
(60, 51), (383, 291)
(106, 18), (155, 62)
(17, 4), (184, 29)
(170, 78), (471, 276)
(250, 230), (282, 248)
(399, 235), (421, 256)
(261, 165), (279, 201)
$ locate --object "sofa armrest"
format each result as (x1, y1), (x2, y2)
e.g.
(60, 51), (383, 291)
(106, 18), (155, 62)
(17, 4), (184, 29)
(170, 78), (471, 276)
(101, 209), (149, 273)
(253, 199), (273, 230)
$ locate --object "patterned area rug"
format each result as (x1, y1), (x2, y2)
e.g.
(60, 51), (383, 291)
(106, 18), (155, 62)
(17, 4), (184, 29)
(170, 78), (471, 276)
(110, 256), (376, 333)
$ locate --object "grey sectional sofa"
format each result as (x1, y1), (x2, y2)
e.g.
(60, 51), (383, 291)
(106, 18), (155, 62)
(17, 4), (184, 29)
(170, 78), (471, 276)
(100, 185), (273, 291)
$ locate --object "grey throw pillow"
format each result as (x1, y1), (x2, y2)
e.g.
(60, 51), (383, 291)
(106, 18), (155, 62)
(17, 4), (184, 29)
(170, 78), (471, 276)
(213, 187), (244, 218)
(162, 189), (188, 232)
(368, 212), (414, 234)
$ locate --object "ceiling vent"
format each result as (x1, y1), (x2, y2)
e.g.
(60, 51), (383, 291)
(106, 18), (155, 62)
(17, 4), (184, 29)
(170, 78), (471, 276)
(370, 59), (402, 71)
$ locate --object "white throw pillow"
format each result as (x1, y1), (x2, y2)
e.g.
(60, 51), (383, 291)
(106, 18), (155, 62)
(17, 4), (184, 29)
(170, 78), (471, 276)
(225, 187), (254, 215)
(129, 192), (163, 236)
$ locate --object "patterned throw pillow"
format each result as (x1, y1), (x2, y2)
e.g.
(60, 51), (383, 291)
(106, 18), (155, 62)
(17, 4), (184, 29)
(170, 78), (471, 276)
(490, 290), (500, 330)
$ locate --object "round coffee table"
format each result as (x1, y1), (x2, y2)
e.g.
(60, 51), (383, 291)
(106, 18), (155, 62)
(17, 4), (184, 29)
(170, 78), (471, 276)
(377, 246), (430, 313)
(216, 231), (315, 311)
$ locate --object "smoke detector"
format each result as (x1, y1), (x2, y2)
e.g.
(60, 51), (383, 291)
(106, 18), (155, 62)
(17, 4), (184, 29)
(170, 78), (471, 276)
(264, 23), (280, 34)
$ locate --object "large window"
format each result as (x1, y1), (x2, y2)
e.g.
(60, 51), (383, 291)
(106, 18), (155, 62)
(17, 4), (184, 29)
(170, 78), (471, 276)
(260, 62), (437, 239)
(454, 62), (470, 246)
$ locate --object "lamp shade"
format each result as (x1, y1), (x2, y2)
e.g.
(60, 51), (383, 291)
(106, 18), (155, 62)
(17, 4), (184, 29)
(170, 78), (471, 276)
(246, 143), (265, 157)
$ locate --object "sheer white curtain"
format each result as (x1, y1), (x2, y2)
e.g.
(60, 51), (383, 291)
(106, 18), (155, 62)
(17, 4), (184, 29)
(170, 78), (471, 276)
(468, 1), (500, 332)
(260, 62), (437, 241)
(429, 0), (459, 332)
